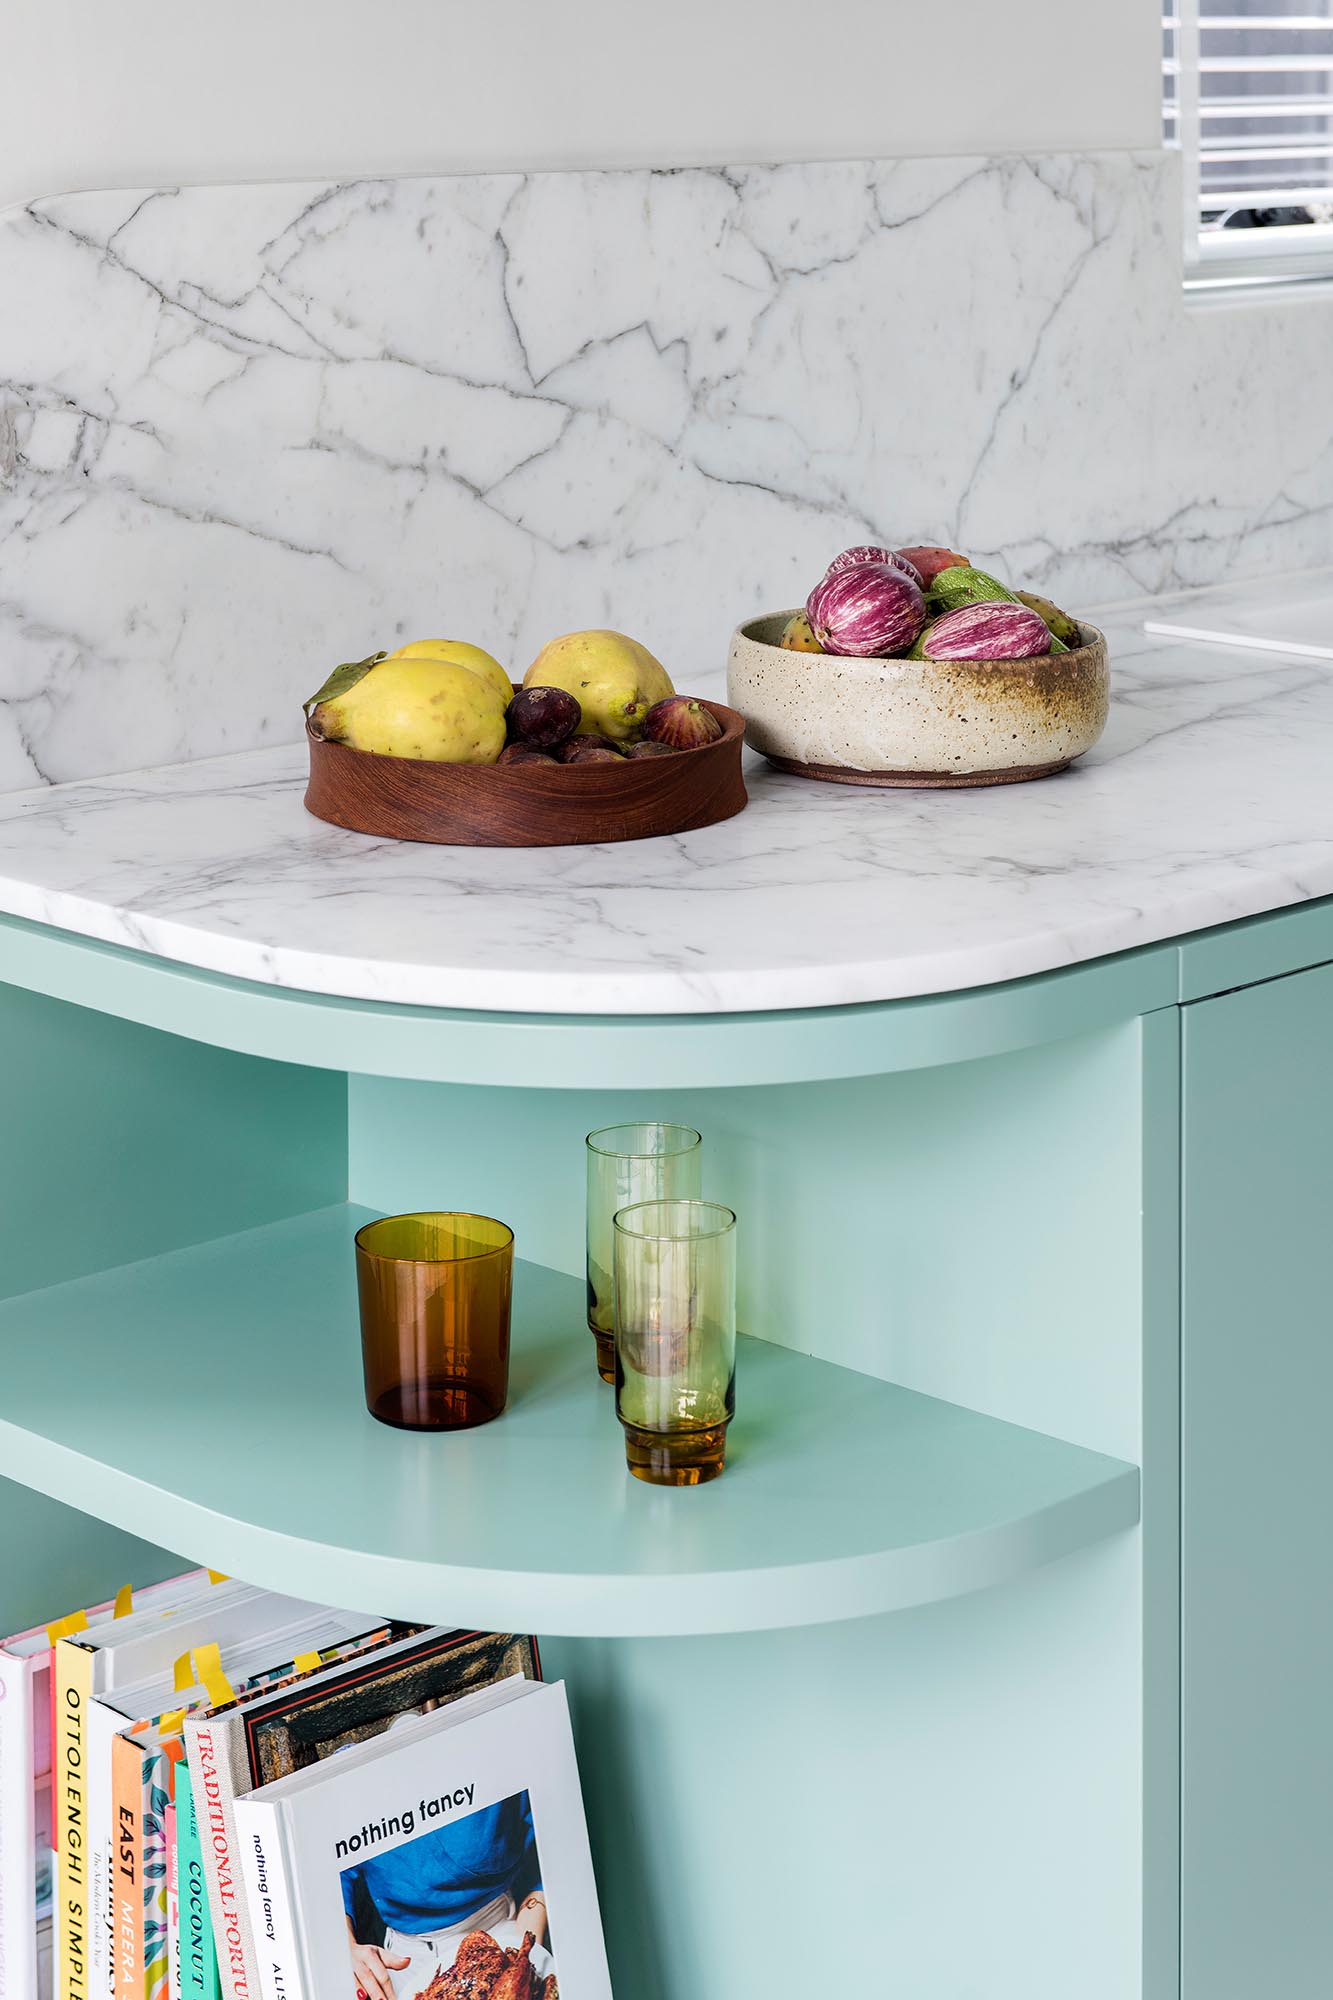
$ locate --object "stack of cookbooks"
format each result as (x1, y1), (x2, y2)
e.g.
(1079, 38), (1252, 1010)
(0, 1568), (611, 2000)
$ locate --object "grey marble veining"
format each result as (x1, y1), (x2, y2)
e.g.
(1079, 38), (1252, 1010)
(2, 151), (1332, 790)
(0, 615), (1329, 1015)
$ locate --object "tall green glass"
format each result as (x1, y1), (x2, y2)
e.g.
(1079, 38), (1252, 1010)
(613, 1198), (737, 1485)
(585, 1124), (702, 1382)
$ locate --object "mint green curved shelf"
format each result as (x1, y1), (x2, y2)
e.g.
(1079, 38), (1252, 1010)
(0, 911), (1180, 1088)
(5, 900), (1332, 1090)
(0, 1204), (1139, 1636)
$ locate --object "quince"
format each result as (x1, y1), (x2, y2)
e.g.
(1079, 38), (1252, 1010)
(523, 630), (673, 742)
(389, 638), (513, 710)
(309, 655), (506, 764)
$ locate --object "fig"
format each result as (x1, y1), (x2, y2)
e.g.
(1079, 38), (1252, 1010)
(625, 739), (677, 759)
(825, 545), (923, 586)
(779, 611), (824, 653)
(507, 684), (582, 749)
(497, 742), (556, 767)
(807, 562), (925, 658)
(895, 545), (968, 586)
(559, 735), (625, 765)
(643, 697), (723, 750)
(1015, 590), (1081, 647)
(910, 602), (1052, 661)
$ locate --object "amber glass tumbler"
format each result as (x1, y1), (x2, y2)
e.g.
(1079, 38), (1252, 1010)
(613, 1198), (737, 1485)
(586, 1125), (703, 1383)
(355, 1213), (514, 1431)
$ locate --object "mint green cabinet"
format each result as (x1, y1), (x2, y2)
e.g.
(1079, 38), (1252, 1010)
(18, 890), (1333, 1998)
(1182, 963), (1333, 1998)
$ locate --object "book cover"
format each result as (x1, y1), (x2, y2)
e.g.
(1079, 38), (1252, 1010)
(234, 1680), (610, 2000)
(54, 1634), (96, 2000)
(110, 1727), (147, 2000)
(166, 1798), (180, 2000)
(113, 1723), (187, 2000)
(0, 1623), (58, 2000)
(175, 1762), (221, 2000)
(186, 1628), (535, 2000)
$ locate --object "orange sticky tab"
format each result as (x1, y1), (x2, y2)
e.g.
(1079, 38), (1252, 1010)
(46, 1611), (88, 1647)
(293, 1651), (322, 1675)
(113, 1583), (133, 1619)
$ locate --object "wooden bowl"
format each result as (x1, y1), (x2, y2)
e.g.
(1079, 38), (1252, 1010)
(304, 700), (747, 847)
(727, 612), (1109, 787)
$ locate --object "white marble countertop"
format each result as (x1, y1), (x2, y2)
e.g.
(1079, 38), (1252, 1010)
(1144, 567), (1333, 661)
(0, 611), (1331, 1016)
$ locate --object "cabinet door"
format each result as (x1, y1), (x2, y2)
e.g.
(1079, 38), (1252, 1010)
(1182, 964), (1333, 1999)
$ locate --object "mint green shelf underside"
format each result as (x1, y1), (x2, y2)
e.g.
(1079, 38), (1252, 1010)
(2, 897), (1332, 1087)
(0, 1203), (1138, 1636)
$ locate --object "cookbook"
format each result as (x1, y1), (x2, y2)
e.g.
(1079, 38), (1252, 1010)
(233, 1678), (609, 2000)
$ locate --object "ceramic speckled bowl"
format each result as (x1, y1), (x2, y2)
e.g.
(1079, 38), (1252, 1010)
(727, 611), (1109, 787)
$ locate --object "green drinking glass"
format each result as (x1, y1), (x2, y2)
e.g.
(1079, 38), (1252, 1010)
(585, 1124), (702, 1382)
(613, 1198), (737, 1485)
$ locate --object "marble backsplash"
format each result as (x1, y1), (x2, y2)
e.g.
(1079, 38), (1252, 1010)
(2, 148), (1332, 788)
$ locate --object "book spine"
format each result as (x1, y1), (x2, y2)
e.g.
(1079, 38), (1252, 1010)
(55, 1638), (95, 2000)
(141, 1747), (173, 2000)
(231, 1801), (304, 2000)
(87, 1696), (125, 1999)
(167, 1801), (180, 2000)
(0, 1648), (39, 2000)
(186, 1724), (252, 2000)
(175, 1764), (221, 2000)
(110, 1731), (141, 2000)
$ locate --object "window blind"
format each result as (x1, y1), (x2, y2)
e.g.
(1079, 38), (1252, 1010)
(1164, 2), (1333, 280)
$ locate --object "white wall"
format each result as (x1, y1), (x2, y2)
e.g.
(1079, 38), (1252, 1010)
(4, 0), (1161, 211)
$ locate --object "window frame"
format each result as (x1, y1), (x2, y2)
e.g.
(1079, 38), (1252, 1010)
(1166, 1), (1333, 287)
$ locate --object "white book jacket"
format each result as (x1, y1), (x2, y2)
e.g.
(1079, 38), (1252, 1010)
(234, 1680), (610, 2000)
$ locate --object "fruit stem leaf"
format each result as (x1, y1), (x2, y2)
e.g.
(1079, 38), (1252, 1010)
(304, 653), (386, 721)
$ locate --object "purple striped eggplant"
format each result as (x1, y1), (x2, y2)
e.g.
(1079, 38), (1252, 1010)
(807, 561), (926, 657)
(825, 544), (923, 586)
(911, 601), (1053, 661)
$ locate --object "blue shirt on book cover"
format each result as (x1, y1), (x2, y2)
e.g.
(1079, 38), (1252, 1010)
(341, 1794), (541, 1935)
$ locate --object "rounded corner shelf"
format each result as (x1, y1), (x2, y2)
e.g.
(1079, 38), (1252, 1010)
(0, 1205), (1139, 1638)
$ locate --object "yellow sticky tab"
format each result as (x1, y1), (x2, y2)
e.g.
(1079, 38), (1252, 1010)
(207, 1571), (229, 1585)
(46, 1611), (88, 1647)
(158, 1708), (187, 1739)
(293, 1651), (321, 1675)
(192, 1642), (235, 1709)
(173, 1642), (235, 1708)
(113, 1583), (133, 1619)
